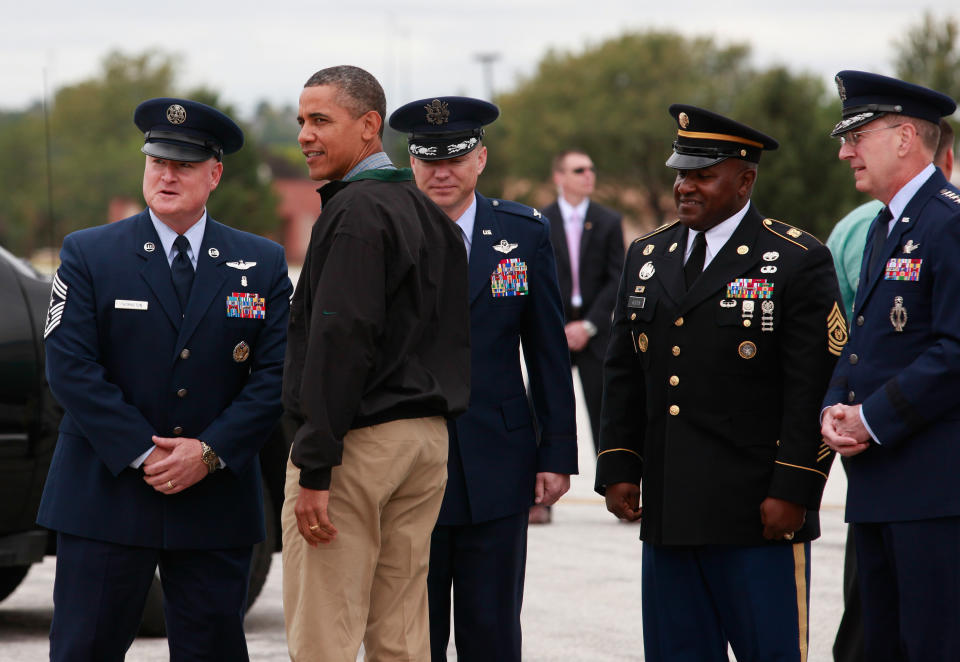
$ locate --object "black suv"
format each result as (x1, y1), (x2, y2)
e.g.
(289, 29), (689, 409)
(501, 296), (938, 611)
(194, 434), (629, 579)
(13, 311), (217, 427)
(0, 244), (290, 635)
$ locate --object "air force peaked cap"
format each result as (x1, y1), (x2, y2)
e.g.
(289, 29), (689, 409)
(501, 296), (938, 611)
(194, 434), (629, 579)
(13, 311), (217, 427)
(134, 97), (244, 162)
(389, 96), (499, 161)
(666, 104), (778, 170)
(831, 70), (957, 136)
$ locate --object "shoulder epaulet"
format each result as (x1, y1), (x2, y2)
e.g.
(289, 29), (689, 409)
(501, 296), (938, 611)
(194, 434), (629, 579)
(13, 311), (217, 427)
(490, 199), (545, 223)
(938, 187), (960, 206)
(631, 220), (680, 245)
(761, 218), (823, 251)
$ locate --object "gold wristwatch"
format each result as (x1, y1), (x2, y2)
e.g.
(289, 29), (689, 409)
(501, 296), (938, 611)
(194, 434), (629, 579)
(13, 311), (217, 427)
(199, 441), (219, 474)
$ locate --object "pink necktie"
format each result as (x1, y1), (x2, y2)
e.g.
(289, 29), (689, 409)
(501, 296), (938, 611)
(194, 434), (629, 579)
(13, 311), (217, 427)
(566, 212), (582, 302)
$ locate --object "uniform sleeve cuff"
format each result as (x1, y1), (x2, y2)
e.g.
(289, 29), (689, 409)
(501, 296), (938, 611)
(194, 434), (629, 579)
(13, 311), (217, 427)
(298, 468), (332, 491)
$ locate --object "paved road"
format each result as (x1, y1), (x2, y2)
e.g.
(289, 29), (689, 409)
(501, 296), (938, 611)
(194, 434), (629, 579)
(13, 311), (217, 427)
(0, 376), (848, 660)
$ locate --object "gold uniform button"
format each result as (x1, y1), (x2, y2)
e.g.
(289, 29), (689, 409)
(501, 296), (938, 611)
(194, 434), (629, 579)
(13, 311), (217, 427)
(630, 313), (637, 321)
(674, 317), (684, 327)
(176, 388), (188, 398)
(669, 376), (679, 386)
(849, 354), (859, 365)
(743, 319), (752, 327)
(173, 426), (183, 435)
(848, 391), (856, 403)
(669, 405), (680, 416)
(671, 345), (681, 357)
(856, 316), (864, 326)
(180, 348), (190, 360)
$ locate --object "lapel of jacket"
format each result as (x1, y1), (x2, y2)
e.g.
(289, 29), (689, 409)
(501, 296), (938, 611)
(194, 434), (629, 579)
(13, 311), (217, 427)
(854, 170), (945, 313)
(135, 212), (182, 331)
(578, 200), (595, 267)
(650, 223), (686, 308)
(678, 205), (763, 316)
(469, 194), (506, 304)
(175, 218), (230, 351)
(547, 203), (570, 270)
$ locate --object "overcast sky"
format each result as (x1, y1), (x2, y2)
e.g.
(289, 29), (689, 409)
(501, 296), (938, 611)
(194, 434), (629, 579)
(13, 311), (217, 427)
(4, 2), (957, 120)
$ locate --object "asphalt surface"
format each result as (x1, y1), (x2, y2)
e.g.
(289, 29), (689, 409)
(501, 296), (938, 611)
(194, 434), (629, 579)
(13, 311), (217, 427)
(0, 376), (848, 661)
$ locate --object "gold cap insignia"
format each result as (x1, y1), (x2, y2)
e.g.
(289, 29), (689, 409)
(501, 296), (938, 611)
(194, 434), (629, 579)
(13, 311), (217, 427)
(740, 149), (747, 157)
(166, 104), (187, 125)
(424, 99), (450, 125)
(233, 341), (250, 363)
(678, 112), (690, 129)
(738, 340), (757, 359)
(827, 302), (848, 356)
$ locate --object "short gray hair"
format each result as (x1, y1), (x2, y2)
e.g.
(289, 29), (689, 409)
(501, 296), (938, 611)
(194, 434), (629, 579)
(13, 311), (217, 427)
(304, 66), (386, 138)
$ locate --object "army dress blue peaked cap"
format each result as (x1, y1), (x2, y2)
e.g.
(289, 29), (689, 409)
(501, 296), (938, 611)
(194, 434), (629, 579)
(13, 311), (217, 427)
(665, 104), (779, 170)
(389, 96), (499, 161)
(831, 70), (957, 136)
(134, 97), (244, 162)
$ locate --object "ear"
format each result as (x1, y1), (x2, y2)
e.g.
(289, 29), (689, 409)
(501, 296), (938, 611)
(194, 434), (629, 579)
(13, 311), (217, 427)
(209, 161), (224, 191)
(738, 166), (757, 197)
(476, 146), (488, 175)
(359, 110), (383, 142)
(897, 122), (917, 157)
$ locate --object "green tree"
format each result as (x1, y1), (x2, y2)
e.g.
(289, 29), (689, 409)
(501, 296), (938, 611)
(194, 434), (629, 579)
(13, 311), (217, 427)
(483, 31), (865, 238)
(0, 50), (281, 254)
(894, 13), (960, 103)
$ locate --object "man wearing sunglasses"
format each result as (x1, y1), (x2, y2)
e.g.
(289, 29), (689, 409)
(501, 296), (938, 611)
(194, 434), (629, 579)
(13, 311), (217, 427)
(543, 152), (624, 471)
(821, 70), (960, 661)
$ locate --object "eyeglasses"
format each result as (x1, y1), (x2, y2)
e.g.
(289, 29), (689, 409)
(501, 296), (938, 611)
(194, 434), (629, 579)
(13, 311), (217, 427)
(570, 166), (596, 174)
(837, 123), (903, 147)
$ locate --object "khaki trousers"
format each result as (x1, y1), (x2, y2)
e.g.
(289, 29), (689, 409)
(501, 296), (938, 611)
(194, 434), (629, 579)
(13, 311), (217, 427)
(282, 417), (448, 662)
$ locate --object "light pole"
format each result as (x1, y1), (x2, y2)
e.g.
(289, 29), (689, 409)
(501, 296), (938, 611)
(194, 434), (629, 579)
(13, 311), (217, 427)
(473, 52), (501, 100)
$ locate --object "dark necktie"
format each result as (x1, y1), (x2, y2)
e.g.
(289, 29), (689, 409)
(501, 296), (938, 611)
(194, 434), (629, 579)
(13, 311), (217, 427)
(171, 234), (194, 313)
(684, 230), (707, 290)
(867, 207), (893, 281)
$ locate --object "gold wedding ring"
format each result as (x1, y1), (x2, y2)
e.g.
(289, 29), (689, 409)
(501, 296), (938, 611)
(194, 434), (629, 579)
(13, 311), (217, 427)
(309, 524), (320, 531)
(167, 480), (176, 489)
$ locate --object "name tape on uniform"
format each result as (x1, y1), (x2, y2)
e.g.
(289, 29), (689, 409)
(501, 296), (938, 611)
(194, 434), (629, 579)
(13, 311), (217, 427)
(115, 299), (149, 311)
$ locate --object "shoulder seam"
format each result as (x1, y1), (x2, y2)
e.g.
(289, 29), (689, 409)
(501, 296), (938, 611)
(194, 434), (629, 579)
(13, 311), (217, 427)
(761, 218), (819, 251)
(635, 220), (680, 243)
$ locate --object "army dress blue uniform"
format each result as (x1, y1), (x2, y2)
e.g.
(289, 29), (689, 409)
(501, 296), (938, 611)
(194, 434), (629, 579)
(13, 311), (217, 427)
(597, 105), (843, 662)
(37, 98), (292, 661)
(823, 70), (960, 661)
(390, 97), (578, 662)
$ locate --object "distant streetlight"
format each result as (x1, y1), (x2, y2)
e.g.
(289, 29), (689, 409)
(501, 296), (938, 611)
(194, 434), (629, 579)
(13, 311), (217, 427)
(473, 53), (501, 100)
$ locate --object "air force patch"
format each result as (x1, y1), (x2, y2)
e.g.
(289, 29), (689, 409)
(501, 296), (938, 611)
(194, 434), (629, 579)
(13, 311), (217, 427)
(44, 272), (68, 339)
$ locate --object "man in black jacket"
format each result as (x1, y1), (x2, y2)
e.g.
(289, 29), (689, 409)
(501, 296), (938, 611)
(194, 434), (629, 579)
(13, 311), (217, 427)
(281, 66), (470, 662)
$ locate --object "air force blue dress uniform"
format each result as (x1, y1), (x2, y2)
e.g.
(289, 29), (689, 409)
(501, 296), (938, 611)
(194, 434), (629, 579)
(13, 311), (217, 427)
(390, 98), (578, 662)
(823, 71), (960, 661)
(38, 98), (292, 661)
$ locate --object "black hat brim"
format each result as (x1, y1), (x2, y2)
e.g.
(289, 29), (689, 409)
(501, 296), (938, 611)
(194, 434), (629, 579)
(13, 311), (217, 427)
(142, 142), (216, 163)
(665, 152), (727, 170)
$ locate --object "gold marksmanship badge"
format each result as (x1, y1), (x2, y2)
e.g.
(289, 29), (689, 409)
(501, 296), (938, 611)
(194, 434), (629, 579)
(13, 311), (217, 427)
(827, 302), (848, 356)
